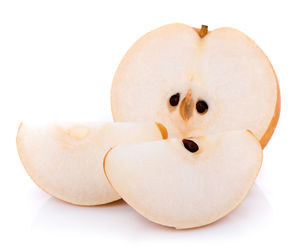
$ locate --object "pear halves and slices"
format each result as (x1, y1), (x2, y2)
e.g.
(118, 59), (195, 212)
(104, 130), (262, 229)
(16, 121), (167, 206)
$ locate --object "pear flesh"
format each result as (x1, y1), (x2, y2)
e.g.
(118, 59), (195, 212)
(111, 23), (280, 148)
(104, 130), (262, 229)
(17, 121), (166, 206)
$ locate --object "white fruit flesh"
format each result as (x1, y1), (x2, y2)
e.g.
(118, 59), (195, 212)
(111, 23), (280, 147)
(17, 121), (166, 206)
(104, 130), (262, 229)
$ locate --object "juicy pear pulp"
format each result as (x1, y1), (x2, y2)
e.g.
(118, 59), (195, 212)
(17, 121), (165, 206)
(111, 23), (280, 148)
(104, 130), (262, 229)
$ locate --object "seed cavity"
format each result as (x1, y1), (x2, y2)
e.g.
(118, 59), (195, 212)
(169, 93), (180, 106)
(182, 139), (199, 153)
(196, 100), (208, 114)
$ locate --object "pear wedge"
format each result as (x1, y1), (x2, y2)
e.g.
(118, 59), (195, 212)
(17, 121), (166, 206)
(104, 130), (262, 229)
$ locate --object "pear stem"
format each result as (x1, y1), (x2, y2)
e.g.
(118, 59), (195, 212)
(199, 25), (208, 38)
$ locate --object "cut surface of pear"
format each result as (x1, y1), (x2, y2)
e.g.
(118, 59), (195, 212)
(17, 121), (166, 206)
(111, 23), (280, 148)
(104, 130), (262, 229)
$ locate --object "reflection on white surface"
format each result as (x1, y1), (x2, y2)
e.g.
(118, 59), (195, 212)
(32, 184), (272, 241)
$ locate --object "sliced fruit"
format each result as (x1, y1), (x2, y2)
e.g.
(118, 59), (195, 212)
(104, 130), (262, 229)
(111, 23), (280, 148)
(17, 121), (166, 206)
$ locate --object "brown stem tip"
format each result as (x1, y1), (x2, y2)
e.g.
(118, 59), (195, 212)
(199, 25), (208, 38)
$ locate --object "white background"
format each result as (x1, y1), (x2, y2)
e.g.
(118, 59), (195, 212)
(0, 0), (299, 249)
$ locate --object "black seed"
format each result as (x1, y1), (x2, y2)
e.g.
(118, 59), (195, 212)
(196, 100), (208, 114)
(169, 93), (180, 106)
(182, 139), (199, 153)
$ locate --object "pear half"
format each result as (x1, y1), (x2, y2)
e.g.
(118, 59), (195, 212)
(17, 121), (167, 206)
(104, 130), (262, 229)
(111, 23), (280, 148)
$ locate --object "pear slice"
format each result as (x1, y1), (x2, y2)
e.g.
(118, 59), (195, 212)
(104, 130), (262, 229)
(17, 121), (167, 206)
(111, 23), (280, 148)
